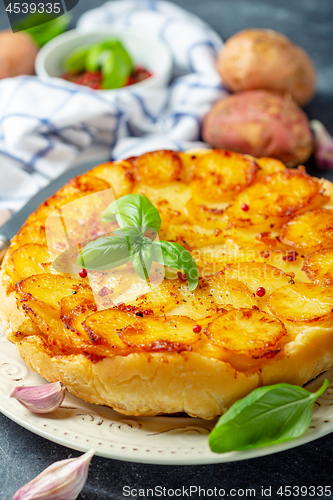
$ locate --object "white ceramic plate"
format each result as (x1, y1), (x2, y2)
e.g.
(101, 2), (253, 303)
(1, 322), (333, 465)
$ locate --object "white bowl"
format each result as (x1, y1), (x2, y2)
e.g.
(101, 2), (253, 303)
(35, 27), (173, 91)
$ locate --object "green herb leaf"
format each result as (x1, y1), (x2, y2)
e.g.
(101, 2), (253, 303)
(65, 46), (90, 73)
(130, 238), (153, 281)
(76, 227), (141, 271)
(152, 241), (199, 291)
(16, 13), (70, 48)
(101, 51), (131, 89)
(102, 194), (161, 233)
(209, 379), (329, 453)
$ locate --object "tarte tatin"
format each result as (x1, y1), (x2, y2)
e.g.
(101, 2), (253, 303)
(1, 149), (333, 419)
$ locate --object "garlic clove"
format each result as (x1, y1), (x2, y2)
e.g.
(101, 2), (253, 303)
(13, 449), (95, 500)
(311, 119), (333, 169)
(10, 382), (66, 414)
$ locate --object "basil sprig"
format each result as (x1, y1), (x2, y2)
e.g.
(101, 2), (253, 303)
(78, 194), (198, 290)
(209, 379), (329, 453)
(65, 39), (133, 90)
(102, 194), (161, 233)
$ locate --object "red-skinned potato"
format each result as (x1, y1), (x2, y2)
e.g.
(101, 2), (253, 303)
(217, 29), (316, 106)
(0, 31), (39, 79)
(202, 90), (313, 167)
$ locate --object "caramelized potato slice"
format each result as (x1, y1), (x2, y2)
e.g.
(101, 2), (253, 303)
(170, 278), (220, 320)
(223, 262), (292, 297)
(11, 219), (47, 249)
(226, 168), (327, 231)
(91, 160), (134, 198)
(26, 175), (110, 224)
(185, 197), (229, 230)
(16, 274), (90, 308)
(190, 149), (258, 202)
(56, 174), (110, 198)
(267, 283), (333, 323)
(134, 150), (182, 186)
(119, 315), (199, 351)
(207, 273), (257, 309)
(280, 209), (333, 251)
(83, 309), (140, 350)
(131, 280), (181, 314)
(302, 248), (333, 286)
(133, 182), (191, 224)
(256, 157), (286, 177)
(19, 298), (83, 354)
(16, 278), (93, 354)
(6, 244), (52, 283)
(59, 293), (113, 354)
(161, 223), (226, 248)
(60, 291), (96, 332)
(205, 308), (286, 357)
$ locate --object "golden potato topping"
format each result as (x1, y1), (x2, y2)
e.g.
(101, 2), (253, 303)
(226, 168), (326, 231)
(205, 308), (286, 357)
(223, 262), (292, 296)
(207, 272), (257, 310)
(133, 182), (190, 225)
(185, 197), (228, 230)
(118, 315), (200, 352)
(280, 209), (333, 251)
(256, 157), (287, 177)
(58, 174), (110, 197)
(83, 309), (136, 351)
(6, 244), (52, 283)
(91, 160), (134, 198)
(190, 149), (258, 202)
(59, 293), (115, 358)
(60, 291), (96, 332)
(130, 279), (181, 314)
(16, 274), (90, 308)
(133, 150), (182, 186)
(10, 219), (47, 249)
(161, 223), (226, 249)
(267, 282), (333, 323)
(302, 248), (333, 286)
(26, 175), (111, 225)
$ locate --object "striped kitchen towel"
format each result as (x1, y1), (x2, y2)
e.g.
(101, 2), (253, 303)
(0, 0), (226, 225)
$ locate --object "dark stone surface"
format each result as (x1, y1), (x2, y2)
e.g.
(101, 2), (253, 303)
(0, 1), (333, 499)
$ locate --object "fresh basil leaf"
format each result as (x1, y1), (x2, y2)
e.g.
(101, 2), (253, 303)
(76, 227), (140, 271)
(209, 379), (329, 453)
(101, 51), (132, 89)
(85, 43), (105, 73)
(17, 13), (70, 48)
(65, 46), (90, 73)
(102, 194), (161, 233)
(130, 238), (153, 281)
(152, 241), (199, 291)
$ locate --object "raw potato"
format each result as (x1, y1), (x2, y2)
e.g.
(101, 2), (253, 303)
(0, 31), (39, 79)
(202, 90), (313, 167)
(217, 29), (316, 106)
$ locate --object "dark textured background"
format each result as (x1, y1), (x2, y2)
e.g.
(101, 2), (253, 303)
(0, 1), (333, 499)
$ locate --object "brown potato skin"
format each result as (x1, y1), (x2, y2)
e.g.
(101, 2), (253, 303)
(0, 31), (39, 79)
(202, 90), (313, 167)
(217, 29), (316, 106)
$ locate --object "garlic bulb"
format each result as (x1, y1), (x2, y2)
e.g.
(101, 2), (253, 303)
(311, 119), (333, 169)
(13, 449), (95, 500)
(10, 382), (66, 414)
